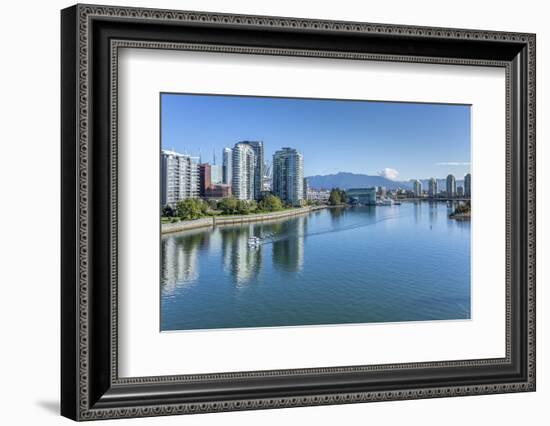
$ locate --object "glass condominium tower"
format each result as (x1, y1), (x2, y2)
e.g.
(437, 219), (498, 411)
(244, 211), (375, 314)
(222, 147), (232, 186)
(231, 143), (256, 200)
(464, 173), (471, 198)
(446, 174), (457, 197)
(413, 179), (422, 197)
(238, 141), (264, 200)
(272, 147), (304, 206)
(428, 177), (438, 198)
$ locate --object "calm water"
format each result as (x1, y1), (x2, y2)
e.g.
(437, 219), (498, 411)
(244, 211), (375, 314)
(161, 202), (471, 331)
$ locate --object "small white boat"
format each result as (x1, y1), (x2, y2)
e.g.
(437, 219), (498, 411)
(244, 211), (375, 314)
(247, 236), (262, 247)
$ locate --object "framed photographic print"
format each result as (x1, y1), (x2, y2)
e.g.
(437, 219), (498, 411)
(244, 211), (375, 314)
(61, 4), (536, 421)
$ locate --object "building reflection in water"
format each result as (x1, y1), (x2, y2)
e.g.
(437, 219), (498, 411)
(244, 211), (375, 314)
(220, 225), (262, 287)
(413, 200), (421, 224)
(161, 229), (208, 294)
(428, 201), (438, 222)
(446, 200), (456, 214)
(161, 213), (309, 291)
(271, 215), (307, 273)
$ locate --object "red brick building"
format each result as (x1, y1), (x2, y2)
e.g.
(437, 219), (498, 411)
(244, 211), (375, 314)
(205, 184), (232, 199)
(199, 164), (212, 196)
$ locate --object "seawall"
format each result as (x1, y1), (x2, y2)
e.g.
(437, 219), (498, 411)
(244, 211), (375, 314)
(161, 206), (323, 235)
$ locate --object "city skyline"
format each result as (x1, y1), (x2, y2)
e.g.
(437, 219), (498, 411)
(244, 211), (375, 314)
(161, 93), (471, 181)
(161, 145), (470, 210)
(161, 140), (308, 206)
(161, 145), (470, 186)
(159, 93), (473, 333)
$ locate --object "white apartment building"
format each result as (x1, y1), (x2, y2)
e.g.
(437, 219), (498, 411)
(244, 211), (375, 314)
(161, 150), (200, 206)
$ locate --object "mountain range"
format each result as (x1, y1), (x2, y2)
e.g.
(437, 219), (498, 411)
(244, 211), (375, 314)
(305, 172), (465, 191)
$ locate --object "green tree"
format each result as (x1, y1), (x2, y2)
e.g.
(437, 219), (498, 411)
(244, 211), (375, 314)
(206, 199), (219, 211)
(258, 194), (283, 212)
(328, 188), (341, 205)
(236, 200), (251, 215)
(219, 197), (239, 215)
(162, 205), (174, 217)
(176, 198), (206, 220)
(339, 190), (347, 204)
(199, 199), (208, 215)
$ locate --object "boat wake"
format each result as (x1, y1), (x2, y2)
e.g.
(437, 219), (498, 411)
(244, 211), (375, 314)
(258, 213), (404, 246)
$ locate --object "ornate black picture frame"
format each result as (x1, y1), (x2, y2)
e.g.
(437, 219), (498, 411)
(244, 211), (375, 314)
(61, 4), (536, 421)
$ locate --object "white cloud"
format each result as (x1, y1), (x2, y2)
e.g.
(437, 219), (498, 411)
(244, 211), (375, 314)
(378, 167), (400, 180)
(435, 162), (471, 166)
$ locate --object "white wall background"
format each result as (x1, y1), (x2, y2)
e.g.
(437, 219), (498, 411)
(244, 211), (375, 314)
(0, 0), (547, 424)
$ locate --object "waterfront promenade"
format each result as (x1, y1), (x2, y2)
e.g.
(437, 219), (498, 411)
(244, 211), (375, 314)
(161, 205), (325, 234)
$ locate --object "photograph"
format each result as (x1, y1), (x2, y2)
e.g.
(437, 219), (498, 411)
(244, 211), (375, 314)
(57, 3), (536, 420)
(160, 93), (473, 332)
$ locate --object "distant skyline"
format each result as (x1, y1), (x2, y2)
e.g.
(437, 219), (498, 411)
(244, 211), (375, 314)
(161, 93), (471, 181)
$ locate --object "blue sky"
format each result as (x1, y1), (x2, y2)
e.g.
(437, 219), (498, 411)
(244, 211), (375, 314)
(161, 93), (471, 181)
